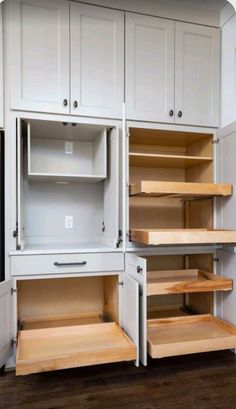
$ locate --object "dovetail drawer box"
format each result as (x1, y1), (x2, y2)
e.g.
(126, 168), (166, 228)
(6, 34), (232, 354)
(10, 253), (124, 276)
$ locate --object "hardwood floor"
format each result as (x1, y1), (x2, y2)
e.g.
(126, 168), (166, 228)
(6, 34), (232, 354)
(1, 351), (236, 409)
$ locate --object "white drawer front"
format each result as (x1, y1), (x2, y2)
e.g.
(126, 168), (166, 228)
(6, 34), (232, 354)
(10, 253), (124, 276)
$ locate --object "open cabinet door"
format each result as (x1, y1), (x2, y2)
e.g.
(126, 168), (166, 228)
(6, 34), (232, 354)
(16, 118), (24, 250)
(103, 127), (119, 247)
(121, 272), (139, 366)
(125, 254), (147, 366)
(217, 122), (236, 232)
(0, 279), (14, 368)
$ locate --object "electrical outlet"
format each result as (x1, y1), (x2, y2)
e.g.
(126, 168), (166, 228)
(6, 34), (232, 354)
(65, 216), (73, 229)
(65, 141), (73, 154)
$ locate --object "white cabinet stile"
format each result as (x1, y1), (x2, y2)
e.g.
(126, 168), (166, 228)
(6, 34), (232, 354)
(9, 0), (70, 114)
(126, 13), (175, 123)
(70, 3), (124, 119)
(0, 280), (14, 368)
(175, 22), (220, 127)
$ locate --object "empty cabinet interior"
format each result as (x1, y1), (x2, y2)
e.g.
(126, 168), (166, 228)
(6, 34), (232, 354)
(128, 128), (236, 245)
(17, 119), (119, 252)
(16, 275), (136, 376)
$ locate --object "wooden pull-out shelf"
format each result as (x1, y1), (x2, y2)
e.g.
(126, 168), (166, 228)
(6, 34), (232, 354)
(129, 153), (212, 169)
(130, 229), (236, 246)
(130, 181), (232, 199)
(147, 269), (233, 296)
(16, 323), (136, 376)
(147, 315), (236, 359)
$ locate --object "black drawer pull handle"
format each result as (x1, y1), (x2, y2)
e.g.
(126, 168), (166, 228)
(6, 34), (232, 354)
(54, 261), (87, 267)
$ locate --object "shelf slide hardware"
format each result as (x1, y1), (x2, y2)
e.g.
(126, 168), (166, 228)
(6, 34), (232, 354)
(54, 261), (87, 267)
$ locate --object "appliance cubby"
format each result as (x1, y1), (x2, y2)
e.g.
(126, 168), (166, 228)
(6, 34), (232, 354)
(16, 118), (120, 253)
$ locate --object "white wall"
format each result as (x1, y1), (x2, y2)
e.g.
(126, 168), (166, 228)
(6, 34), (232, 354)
(221, 13), (236, 127)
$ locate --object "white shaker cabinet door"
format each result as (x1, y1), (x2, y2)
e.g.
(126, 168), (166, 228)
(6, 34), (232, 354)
(175, 22), (220, 127)
(70, 3), (124, 119)
(126, 13), (175, 123)
(9, 0), (70, 114)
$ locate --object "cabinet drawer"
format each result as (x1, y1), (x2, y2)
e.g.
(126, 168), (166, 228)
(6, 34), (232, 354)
(10, 253), (124, 276)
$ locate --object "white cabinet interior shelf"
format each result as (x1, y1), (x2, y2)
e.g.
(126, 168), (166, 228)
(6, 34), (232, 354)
(27, 121), (107, 183)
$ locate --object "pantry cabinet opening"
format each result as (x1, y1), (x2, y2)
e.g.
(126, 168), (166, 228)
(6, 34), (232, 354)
(17, 119), (119, 252)
(16, 275), (137, 375)
(128, 127), (236, 246)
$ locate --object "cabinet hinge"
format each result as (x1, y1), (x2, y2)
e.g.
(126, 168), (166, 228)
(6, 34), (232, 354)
(102, 222), (105, 233)
(11, 288), (17, 296)
(137, 266), (143, 274)
(214, 257), (220, 262)
(11, 338), (17, 347)
(212, 138), (220, 144)
(13, 226), (18, 238)
(118, 281), (124, 287)
(128, 230), (131, 241)
(116, 230), (123, 248)
(139, 288), (143, 296)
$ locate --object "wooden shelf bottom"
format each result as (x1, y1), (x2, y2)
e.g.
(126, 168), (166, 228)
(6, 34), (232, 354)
(16, 322), (136, 376)
(148, 315), (236, 359)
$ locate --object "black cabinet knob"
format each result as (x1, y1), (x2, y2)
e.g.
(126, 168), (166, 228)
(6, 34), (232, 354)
(63, 99), (68, 107)
(178, 110), (183, 118)
(169, 109), (174, 117)
(73, 101), (78, 108)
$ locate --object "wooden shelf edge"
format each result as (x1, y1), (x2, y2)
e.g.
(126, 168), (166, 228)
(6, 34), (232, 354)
(147, 269), (233, 295)
(130, 181), (232, 198)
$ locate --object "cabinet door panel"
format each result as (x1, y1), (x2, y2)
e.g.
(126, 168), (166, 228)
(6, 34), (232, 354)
(175, 22), (220, 127)
(70, 3), (124, 119)
(126, 13), (174, 123)
(9, 0), (70, 114)
(0, 280), (14, 368)
(125, 253), (147, 366)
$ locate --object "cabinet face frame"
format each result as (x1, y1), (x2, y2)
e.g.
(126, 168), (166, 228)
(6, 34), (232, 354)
(0, 279), (15, 368)
(8, 0), (70, 114)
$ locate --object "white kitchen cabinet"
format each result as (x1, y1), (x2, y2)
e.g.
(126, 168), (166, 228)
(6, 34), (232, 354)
(70, 2), (124, 119)
(125, 14), (220, 127)
(175, 22), (220, 127)
(0, 273), (139, 375)
(126, 13), (175, 123)
(9, 0), (70, 114)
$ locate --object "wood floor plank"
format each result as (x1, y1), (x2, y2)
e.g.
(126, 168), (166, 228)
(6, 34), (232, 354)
(1, 351), (236, 409)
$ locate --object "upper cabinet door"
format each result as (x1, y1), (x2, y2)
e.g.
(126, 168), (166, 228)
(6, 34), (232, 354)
(175, 22), (220, 127)
(126, 13), (175, 123)
(70, 3), (124, 119)
(9, 0), (70, 114)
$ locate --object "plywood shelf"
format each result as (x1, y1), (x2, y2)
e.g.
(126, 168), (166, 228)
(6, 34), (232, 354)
(129, 153), (212, 169)
(147, 269), (233, 296)
(147, 314), (236, 358)
(16, 322), (136, 376)
(130, 229), (236, 246)
(20, 312), (105, 330)
(130, 181), (232, 199)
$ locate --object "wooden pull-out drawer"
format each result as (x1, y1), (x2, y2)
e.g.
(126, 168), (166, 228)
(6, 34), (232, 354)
(16, 322), (136, 376)
(10, 252), (124, 276)
(147, 269), (233, 295)
(147, 315), (236, 359)
(130, 229), (236, 246)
